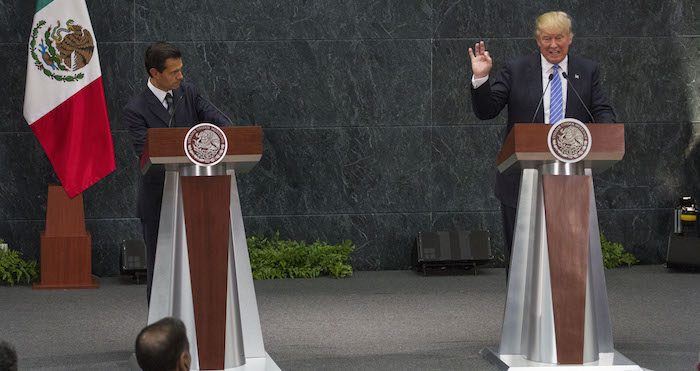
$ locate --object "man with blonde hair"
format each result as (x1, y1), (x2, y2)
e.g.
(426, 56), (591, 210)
(468, 11), (616, 273)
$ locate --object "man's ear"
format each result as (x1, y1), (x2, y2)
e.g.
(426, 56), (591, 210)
(148, 67), (159, 79)
(177, 351), (191, 371)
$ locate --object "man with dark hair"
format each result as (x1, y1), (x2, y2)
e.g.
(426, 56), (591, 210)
(135, 317), (191, 371)
(469, 11), (616, 274)
(0, 340), (18, 371)
(124, 41), (231, 303)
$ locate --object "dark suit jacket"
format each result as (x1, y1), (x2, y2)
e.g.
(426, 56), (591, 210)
(124, 81), (230, 221)
(471, 54), (616, 207)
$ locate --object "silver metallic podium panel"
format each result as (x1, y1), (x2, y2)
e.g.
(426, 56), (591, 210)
(486, 164), (640, 369)
(147, 165), (280, 371)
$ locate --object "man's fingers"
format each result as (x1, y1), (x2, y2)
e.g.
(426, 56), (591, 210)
(468, 47), (475, 59)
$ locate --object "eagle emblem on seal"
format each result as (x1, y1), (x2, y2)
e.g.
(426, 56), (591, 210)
(547, 119), (592, 163)
(184, 124), (228, 166)
(29, 18), (94, 82)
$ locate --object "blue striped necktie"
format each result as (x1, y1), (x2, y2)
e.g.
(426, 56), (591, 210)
(549, 65), (563, 123)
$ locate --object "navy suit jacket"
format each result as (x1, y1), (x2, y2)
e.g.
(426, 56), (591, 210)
(125, 81), (230, 220)
(471, 54), (616, 207)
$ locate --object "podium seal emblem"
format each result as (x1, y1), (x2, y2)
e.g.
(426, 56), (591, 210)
(184, 123), (228, 166)
(547, 118), (592, 163)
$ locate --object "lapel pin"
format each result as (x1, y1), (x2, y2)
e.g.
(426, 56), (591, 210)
(575, 74), (580, 79)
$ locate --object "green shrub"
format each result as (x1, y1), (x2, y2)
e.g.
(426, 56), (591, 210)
(600, 233), (638, 269)
(0, 248), (39, 286)
(247, 232), (355, 279)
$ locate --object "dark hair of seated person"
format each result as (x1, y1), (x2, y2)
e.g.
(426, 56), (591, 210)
(135, 317), (190, 371)
(0, 340), (18, 371)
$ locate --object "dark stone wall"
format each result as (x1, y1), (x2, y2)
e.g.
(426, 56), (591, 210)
(1, 1), (698, 275)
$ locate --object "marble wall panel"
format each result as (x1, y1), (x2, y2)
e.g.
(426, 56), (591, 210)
(243, 213), (431, 270)
(144, 40), (431, 128)
(237, 127), (433, 215)
(0, 1), (34, 44)
(134, 0), (432, 41)
(0, 44), (31, 133)
(100, 43), (139, 131)
(434, 0), (698, 39)
(86, 218), (143, 276)
(594, 123), (699, 210)
(85, 0), (135, 42)
(0, 220), (43, 263)
(576, 37), (700, 124)
(686, 123), (700, 198)
(430, 125), (502, 211)
(598, 209), (675, 264)
(0, 133), (56, 220)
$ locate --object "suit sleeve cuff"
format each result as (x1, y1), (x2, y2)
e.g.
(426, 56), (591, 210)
(471, 75), (489, 89)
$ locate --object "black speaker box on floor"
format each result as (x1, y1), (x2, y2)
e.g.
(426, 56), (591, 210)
(666, 234), (700, 270)
(120, 239), (147, 283)
(416, 230), (492, 275)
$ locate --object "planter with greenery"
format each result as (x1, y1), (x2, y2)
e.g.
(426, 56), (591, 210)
(600, 233), (638, 269)
(247, 233), (355, 280)
(0, 246), (39, 286)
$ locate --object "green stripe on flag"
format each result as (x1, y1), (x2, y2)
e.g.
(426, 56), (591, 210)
(35, 0), (54, 13)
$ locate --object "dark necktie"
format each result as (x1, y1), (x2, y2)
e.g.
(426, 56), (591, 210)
(165, 93), (174, 116)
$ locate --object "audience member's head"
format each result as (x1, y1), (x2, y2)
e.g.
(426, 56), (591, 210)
(135, 317), (190, 371)
(0, 340), (18, 371)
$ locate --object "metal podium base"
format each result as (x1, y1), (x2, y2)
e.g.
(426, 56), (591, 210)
(129, 352), (281, 371)
(481, 348), (643, 371)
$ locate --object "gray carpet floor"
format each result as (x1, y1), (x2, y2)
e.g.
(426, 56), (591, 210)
(0, 265), (698, 371)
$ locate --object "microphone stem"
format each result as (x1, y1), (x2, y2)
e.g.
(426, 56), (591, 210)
(562, 72), (595, 123)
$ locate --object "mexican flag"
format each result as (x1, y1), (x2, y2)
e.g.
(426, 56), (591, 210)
(23, 0), (115, 198)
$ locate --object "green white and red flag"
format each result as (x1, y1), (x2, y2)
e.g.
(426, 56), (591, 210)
(23, 0), (115, 198)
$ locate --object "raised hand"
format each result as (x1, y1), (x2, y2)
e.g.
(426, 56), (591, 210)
(468, 41), (492, 79)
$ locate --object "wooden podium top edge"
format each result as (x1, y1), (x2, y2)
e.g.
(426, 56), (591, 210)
(496, 123), (625, 169)
(140, 126), (263, 170)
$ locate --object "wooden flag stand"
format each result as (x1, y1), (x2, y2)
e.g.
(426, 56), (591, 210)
(33, 184), (98, 289)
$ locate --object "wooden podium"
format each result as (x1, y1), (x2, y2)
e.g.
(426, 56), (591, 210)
(481, 123), (642, 370)
(141, 126), (279, 371)
(34, 185), (98, 289)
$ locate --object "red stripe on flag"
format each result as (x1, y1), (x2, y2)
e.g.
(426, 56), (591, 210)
(30, 77), (116, 198)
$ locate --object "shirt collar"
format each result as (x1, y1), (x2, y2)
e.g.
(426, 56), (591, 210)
(541, 54), (569, 74)
(147, 78), (172, 104)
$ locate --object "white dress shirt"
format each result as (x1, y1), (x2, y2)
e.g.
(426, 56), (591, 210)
(471, 54), (569, 123)
(147, 78), (173, 110)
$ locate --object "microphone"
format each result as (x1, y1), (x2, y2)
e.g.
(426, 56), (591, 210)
(198, 95), (234, 126)
(531, 73), (554, 123)
(167, 95), (184, 128)
(562, 72), (595, 123)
